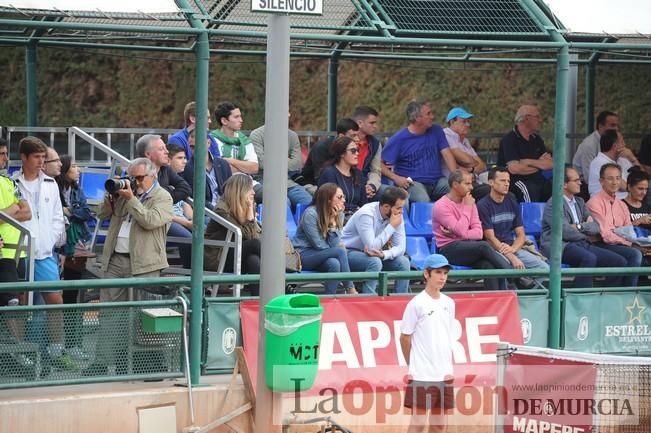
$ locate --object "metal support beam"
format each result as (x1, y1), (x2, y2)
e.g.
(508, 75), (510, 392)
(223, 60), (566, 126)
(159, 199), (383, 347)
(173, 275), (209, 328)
(327, 57), (338, 131)
(520, 0), (569, 349)
(585, 62), (596, 135)
(176, 0), (209, 386)
(548, 45), (570, 349)
(566, 53), (578, 159)
(256, 13), (290, 433)
(25, 42), (37, 127)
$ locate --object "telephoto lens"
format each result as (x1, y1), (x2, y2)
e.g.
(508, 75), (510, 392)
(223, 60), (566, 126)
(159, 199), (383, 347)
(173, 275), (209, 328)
(104, 177), (130, 194)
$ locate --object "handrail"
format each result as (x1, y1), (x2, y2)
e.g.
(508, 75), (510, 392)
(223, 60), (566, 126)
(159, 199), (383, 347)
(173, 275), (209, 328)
(187, 197), (243, 296)
(68, 126), (244, 293)
(68, 126), (131, 165)
(0, 211), (35, 282)
(3, 267), (651, 294)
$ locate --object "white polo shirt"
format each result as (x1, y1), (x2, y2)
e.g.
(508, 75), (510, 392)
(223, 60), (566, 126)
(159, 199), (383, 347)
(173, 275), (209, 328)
(400, 290), (455, 382)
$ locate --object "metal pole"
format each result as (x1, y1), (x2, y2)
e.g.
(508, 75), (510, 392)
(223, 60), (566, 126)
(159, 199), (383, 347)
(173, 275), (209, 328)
(520, 0), (568, 349)
(548, 44), (570, 349)
(25, 42), (37, 128)
(565, 53), (578, 159)
(327, 57), (338, 131)
(585, 62), (596, 135)
(177, 0), (210, 385)
(256, 13), (290, 433)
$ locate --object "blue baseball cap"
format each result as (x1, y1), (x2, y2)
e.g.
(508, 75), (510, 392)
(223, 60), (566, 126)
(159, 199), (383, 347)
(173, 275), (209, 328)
(446, 107), (474, 123)
(424, 254), (451, 270)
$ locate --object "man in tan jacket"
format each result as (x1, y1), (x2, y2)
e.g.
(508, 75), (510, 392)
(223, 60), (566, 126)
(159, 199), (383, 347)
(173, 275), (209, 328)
(85, 158), (173, 376)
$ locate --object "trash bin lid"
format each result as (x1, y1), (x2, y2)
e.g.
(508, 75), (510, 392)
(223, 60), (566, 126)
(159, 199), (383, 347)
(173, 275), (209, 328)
(264, 293), (323, 314)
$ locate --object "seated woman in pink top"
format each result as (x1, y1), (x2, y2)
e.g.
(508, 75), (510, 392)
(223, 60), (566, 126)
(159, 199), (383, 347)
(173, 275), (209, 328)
(432, 170), (511, 290)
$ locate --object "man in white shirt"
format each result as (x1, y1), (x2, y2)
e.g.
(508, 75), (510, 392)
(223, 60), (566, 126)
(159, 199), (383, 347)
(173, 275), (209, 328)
(400, 254), (455, 433)
(13, 137), (67, 366)
(573, 110), (621, 180)
(341, 186), (410, 293)
(587, 129), (638, 198)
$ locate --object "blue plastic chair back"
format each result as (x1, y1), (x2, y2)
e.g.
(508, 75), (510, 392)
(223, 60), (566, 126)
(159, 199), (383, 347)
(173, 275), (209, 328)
(257, 204), (297, 239)
(409, 202), (435, 239)
(295, 202), (309, 225)
(80, 169), (112, 205)
(406, 236), (429, 270)
(520, 202), (545, 237)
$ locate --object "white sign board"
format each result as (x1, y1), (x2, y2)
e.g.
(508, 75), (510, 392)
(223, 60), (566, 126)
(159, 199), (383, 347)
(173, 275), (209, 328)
(251, 0), (323, 15)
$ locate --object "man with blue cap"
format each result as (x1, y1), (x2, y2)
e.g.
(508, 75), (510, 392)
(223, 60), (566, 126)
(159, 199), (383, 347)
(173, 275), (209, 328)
(444, 107), (490, 200)
(400, 254), (455, 433)
(443, 107), (487, 178)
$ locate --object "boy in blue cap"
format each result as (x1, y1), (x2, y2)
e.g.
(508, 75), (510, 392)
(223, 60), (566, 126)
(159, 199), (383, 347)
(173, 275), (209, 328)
(400, 254), (455, 433)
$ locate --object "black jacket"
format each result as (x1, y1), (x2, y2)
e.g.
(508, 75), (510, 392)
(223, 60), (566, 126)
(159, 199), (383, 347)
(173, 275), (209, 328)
(182, 157), (232, 208)
(158, 165), (192, 204)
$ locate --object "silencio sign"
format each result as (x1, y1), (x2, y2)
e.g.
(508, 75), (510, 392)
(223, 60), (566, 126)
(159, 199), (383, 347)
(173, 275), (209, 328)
(252, 0), (323, 15)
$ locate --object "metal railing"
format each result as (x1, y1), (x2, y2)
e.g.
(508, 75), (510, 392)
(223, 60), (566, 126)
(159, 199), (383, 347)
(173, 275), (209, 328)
(2, 266), (651, 388)
(0, 211), (35, 283)
(67, 127), (243, 289)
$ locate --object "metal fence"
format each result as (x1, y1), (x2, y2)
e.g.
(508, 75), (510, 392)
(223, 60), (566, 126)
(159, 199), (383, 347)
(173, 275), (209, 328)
(0, 298), (185, 389)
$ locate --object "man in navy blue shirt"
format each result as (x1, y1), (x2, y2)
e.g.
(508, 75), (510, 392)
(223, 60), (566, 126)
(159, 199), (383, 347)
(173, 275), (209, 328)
(382, 100), (457, 202)
(477, 166), (549, 283)
(498, 105), (552, 202)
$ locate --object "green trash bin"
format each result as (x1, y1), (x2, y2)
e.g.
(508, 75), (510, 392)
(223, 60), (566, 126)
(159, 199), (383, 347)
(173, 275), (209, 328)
(264, 293), (323, 392)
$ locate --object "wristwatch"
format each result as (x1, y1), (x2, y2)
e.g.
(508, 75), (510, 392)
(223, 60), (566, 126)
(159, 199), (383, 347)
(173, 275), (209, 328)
(577, 223), (583, 231)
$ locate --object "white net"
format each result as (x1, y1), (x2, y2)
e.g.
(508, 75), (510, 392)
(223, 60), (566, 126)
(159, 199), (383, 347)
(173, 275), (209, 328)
(496, 344), (651, 433)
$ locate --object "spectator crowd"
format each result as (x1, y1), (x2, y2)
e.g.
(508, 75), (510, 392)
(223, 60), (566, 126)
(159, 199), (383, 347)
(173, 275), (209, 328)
(1, 99), (650, 371)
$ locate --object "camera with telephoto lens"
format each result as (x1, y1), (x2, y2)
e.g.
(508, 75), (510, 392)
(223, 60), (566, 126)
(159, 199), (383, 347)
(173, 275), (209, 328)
(104, 176), (137, 194)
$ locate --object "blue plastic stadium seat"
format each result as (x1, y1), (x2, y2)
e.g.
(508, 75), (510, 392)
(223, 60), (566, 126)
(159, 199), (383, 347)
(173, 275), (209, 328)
(257, 204), (297, 239)
(406, 236), (429, 270)
(80, 170), (111, 204)
(295, 202), (309, 225)
(520, 202), (545, 238)
(409, 202), (434, 239)
(634, 226), (650, 238)
(429, 240), (472, 271)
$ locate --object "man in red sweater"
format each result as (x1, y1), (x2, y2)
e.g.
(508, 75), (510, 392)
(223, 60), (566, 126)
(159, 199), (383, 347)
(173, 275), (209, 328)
(432, 170), (511, 290)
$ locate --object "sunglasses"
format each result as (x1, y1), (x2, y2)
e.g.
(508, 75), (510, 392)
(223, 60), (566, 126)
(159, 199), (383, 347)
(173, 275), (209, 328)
(346, 148), (360, 155)
(132, 175), (149, 182)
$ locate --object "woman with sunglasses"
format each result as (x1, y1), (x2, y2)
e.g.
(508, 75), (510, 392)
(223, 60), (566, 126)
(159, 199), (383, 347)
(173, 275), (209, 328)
(293, 183), (357, 294)
(318, 136), (367, 217)
(204, 173), (261, 296)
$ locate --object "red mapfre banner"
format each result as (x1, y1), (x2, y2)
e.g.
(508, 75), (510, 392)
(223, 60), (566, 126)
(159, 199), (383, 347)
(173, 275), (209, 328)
(241, 291), (523, 393)
(502, 353), (597, 433)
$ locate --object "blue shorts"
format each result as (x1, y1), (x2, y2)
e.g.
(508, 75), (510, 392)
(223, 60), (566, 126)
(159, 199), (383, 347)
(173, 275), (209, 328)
(35, 256), (61, 293)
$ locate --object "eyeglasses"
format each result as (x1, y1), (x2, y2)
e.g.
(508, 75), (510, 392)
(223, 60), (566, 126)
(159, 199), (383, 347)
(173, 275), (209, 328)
(45, 158), (60, 164)
(132, 175), (149, 182)
(346, 148), (359, 155)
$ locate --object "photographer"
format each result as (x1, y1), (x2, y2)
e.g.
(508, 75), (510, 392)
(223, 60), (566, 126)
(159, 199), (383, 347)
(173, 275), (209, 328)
(85, 158), (173, 376)
(97, 158), (173, 300)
